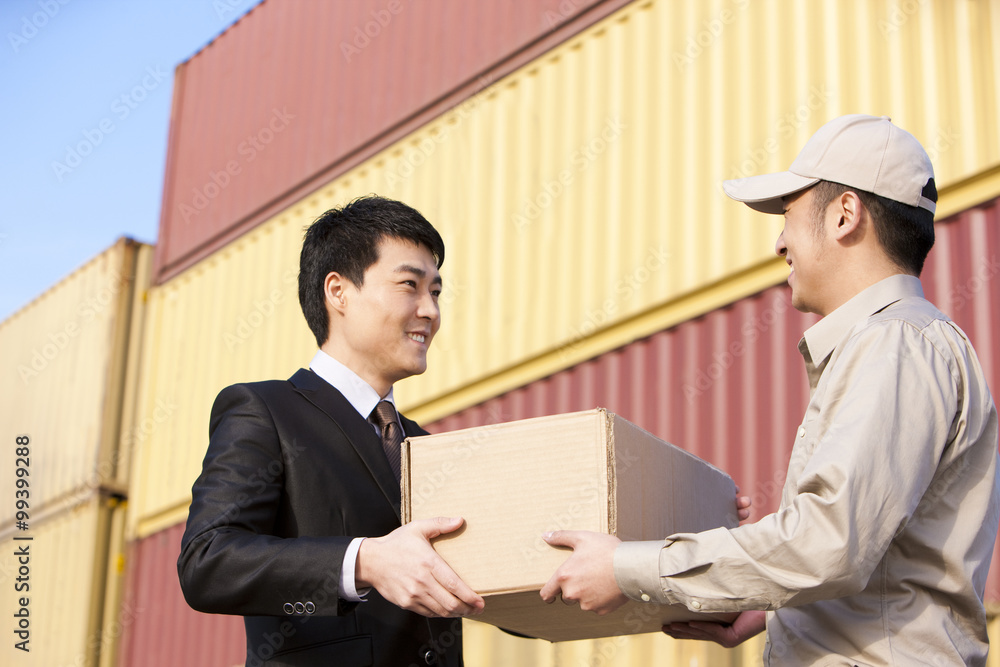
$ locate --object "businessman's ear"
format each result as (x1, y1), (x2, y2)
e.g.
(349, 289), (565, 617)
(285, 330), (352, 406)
(324, 272), (349, 317)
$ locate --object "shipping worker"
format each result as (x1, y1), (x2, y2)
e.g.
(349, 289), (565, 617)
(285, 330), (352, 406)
(178, 195), (483, 667)
(540, 114), (1000, 665)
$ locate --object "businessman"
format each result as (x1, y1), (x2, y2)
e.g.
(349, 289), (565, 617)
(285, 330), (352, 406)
(540, 115), (1000, 665)
(178, 195), (483, 667)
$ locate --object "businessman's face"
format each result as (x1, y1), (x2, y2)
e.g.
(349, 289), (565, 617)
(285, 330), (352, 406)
(336, 237), (442, 395)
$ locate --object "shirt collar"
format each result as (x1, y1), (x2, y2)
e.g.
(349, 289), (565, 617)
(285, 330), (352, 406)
(800, 274), (924, 365)
(309, 349), (394, 421)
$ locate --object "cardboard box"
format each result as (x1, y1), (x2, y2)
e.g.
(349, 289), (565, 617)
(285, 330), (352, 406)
(401, 408), (739, 642)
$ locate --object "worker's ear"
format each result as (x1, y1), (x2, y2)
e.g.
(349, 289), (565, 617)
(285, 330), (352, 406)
(830, 190), (865, 242)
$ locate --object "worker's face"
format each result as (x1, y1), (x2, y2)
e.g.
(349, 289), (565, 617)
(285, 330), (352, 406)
(775, 187), (831, 315)
(335, 237), (441, 394)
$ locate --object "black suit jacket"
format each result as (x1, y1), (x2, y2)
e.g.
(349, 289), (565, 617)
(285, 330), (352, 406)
(178, 368), (463, 667)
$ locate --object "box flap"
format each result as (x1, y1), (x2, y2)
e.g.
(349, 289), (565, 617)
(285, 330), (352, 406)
(611, 415), (738, 541)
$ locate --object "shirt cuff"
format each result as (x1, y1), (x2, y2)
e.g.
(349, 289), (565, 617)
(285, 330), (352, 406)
(339, 537), (370, 602)
(614, 540), (670, 604)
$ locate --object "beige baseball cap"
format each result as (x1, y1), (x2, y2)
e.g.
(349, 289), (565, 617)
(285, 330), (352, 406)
(722, 114), (936, 215)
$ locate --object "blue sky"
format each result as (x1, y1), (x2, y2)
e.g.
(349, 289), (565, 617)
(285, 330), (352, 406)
(1, 0), (260, 321)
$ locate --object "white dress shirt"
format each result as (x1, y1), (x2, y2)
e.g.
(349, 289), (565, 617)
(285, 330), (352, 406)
(309, 349), (400, 603)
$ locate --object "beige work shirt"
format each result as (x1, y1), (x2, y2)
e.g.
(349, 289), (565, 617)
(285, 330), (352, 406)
(615, 275), (1000, 666)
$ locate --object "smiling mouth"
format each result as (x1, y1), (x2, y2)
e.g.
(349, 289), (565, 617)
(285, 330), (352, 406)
(407, 333), (427, 344)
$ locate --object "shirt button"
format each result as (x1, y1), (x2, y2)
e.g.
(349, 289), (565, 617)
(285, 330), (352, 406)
(797, 426), (806, 438)
(691, 600), (702, 610)
(640, 593), (651, 602)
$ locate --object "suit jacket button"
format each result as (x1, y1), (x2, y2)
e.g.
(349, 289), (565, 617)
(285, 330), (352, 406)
(424, 650), (438, 664)
(283, 603), (294, 614)
(304, 601), (316, 614)
(293, 601), (306, 614)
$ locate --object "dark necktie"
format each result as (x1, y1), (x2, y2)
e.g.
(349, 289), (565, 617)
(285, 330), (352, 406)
(371, 400), (402, 482)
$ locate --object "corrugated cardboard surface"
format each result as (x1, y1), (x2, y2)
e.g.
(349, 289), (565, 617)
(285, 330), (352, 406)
(402, 408), (738, 641)
(404, 410), (613, 594)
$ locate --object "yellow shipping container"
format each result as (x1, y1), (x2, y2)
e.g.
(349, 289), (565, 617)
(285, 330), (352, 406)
(462, 613), (1000, 666)
(0, 238), (151, 523)
(462, 620), (766, 666)
(128, 0), (1000, 534)
(1, 494), (129, 667)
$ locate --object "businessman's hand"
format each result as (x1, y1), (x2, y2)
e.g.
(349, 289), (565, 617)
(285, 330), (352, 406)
(356, 516), (485, 618)
(539, 530), (628, 615)
(663, 609), (766, 648)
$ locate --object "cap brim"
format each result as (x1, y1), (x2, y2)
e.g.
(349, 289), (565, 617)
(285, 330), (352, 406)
(722, 171), (819, 215)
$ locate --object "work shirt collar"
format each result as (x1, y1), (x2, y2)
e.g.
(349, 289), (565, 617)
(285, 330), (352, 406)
(799, 274), (924, 367)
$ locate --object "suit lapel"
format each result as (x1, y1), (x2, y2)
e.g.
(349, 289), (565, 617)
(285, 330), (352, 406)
(289, 368), (402, 518)
(400, 414), (428, 439)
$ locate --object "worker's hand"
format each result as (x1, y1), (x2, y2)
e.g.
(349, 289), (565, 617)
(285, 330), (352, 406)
(539, 530), (628, 615)
(356, 517), (485, 618)
(662, 610), (766, 648)
(735, 486), (752, 523)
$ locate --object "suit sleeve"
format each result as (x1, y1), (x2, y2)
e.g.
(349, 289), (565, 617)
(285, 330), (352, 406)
(177, 383), (358, 617)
